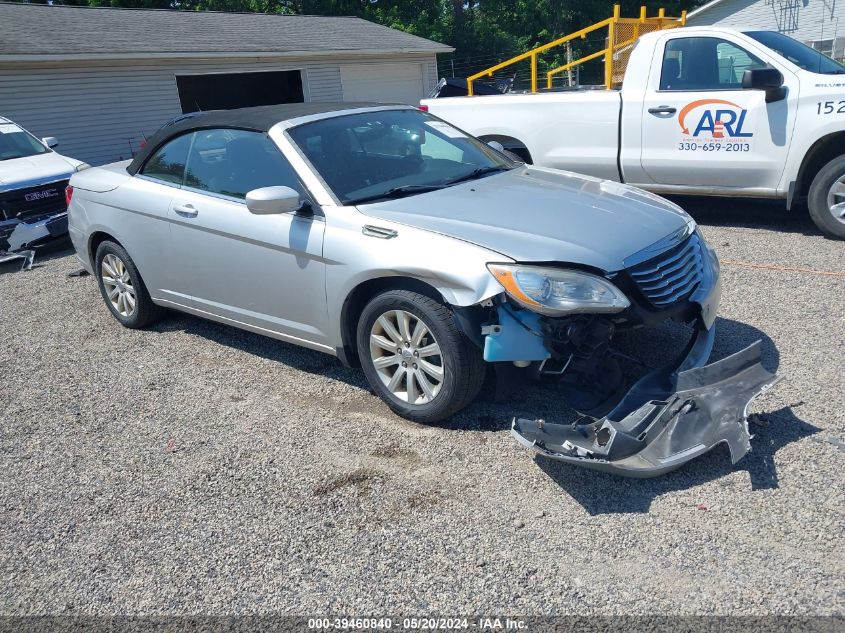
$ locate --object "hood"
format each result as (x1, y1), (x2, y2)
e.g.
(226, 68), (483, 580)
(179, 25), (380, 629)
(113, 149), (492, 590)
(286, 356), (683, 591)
(358, 166), (692, 272)
(0, 151), (81, 192)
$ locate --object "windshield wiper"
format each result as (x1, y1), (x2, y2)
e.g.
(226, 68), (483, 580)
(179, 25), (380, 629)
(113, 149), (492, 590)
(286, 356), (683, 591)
(345, 184), (446, 205)
(345, 166), (512, 205)
(443, 165), (511, 186)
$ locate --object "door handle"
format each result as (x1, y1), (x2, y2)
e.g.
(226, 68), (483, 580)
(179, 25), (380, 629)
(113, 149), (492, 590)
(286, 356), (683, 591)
(173, 203), (198, 218)
(648, 105), (677, 115)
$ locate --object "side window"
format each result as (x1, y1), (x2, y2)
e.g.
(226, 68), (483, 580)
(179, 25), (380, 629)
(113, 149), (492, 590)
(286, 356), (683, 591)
(660, 37), (767, 91)
(183, 128), (304, 200)
(141, 133), (192, 185)
(715, 41), (767, 87)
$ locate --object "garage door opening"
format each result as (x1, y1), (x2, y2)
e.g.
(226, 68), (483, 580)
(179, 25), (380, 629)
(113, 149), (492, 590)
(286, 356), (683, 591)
(176, 70), (304, 113)
(341, 63), (425, 105)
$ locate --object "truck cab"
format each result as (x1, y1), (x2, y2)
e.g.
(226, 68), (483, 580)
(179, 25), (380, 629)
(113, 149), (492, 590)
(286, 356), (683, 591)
(423, 26), (845, 238)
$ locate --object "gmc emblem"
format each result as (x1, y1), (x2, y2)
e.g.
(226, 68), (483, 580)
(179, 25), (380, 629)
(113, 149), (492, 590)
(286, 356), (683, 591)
(25, 188), (59, 202)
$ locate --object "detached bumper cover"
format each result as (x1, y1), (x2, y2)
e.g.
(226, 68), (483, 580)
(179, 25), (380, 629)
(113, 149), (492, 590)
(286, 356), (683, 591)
(0, 211), (68, 251)
(511, 325), (781, 477)
(0, 212), (68, 272)
(0, 248), (35, 271)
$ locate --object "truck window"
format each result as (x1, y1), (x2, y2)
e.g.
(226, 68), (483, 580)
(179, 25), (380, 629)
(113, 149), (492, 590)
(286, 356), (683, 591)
(746, 30), (845, 75)
(660, 37), (767, 91)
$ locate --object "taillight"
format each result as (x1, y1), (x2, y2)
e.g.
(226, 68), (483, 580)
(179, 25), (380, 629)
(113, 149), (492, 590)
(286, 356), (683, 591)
(418, 104), (429, 111)
(65, 185), (73, 208)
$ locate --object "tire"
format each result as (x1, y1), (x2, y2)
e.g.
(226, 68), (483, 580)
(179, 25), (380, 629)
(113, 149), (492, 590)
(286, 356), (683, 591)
(356, 290), (486, 423)
(807, 154), (845, 239)
(94, 240), (165, 328)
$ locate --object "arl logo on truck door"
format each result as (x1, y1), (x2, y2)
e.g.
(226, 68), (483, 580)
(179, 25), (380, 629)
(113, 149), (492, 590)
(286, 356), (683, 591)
(677, 99), (755, 151)
(681, 99), (753, 137)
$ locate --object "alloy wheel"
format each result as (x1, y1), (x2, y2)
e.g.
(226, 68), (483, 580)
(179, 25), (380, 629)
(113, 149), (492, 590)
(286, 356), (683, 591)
(101, 253), (136, 317)
(369, 309), (444, 405)
(828, 174), (845, 226)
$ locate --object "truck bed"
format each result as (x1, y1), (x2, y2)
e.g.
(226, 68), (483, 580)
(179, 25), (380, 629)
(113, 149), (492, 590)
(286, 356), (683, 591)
(423, 91), (622, 181)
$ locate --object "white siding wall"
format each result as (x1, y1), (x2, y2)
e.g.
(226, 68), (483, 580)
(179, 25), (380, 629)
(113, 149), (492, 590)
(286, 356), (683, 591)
(0, 53), (439, 165)
(687, 0), (845, 58)
(423, 59), (439, 95)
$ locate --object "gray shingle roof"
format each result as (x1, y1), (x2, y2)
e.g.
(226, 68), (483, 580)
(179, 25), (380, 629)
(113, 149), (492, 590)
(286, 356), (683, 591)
(0, 3), (452, 59)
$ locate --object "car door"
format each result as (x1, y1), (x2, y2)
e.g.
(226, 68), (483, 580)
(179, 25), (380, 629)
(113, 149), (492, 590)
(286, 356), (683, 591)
(123, 132), (194, 304)
(639, 33), (798, 189)
(168, 128), (329, 347)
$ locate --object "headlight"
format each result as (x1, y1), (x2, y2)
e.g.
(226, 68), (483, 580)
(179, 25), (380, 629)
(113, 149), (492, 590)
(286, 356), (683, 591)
(487, 264), (630, 316)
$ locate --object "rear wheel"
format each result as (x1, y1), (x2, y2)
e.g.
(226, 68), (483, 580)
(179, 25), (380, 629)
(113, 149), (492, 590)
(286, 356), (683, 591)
(808, 155), (845, 239)
(94, 241), (165, 328)
(357, 290), (486, 423)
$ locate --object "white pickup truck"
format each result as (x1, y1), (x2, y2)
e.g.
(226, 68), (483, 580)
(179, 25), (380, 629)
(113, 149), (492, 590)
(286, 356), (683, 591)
(422, 27), (845, 238)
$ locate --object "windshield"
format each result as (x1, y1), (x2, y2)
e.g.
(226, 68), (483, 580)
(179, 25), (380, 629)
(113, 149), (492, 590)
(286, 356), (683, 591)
(746, 31), (845, 74)
(286, 109), (514, 205)
(0, 122), (50, 161)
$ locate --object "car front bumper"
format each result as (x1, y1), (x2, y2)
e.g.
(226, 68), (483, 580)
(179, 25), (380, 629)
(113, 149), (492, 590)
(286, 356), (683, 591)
(510, 320), (780, 477)
(503, 230), (778, 477)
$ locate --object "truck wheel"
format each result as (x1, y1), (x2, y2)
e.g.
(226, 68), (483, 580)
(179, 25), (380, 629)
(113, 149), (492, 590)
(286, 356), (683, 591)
(808, 155), (845, 239)
(356, 290), (486, 423)
(95, 241), (165, 328)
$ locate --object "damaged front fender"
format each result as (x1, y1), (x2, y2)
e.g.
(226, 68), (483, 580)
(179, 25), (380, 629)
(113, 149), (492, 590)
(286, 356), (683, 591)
(511, 327), (781, 477)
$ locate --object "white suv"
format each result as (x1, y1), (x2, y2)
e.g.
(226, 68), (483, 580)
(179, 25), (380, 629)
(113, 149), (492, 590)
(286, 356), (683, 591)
(0, 117), (87, 255)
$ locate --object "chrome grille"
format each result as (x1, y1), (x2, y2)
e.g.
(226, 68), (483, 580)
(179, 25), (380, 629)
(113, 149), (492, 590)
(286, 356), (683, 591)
(0, 179), (69, 222)
(628, 232), (705, 307)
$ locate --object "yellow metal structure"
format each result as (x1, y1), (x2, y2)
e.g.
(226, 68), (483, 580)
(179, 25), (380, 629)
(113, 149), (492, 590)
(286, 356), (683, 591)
(466, 5), (686, 96)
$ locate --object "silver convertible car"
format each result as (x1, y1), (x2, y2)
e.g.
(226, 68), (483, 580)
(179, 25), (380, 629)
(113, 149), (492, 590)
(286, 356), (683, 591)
(68, 103), (778, 476)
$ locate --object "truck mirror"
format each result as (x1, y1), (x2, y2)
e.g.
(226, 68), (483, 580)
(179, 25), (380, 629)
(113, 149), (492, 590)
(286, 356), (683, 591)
(742, 68), (786, 103)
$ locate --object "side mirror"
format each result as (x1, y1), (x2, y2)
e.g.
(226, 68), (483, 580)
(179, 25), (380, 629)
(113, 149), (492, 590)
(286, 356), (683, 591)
(487, 140), (524, 163)
(245, 186), (301, 215)
(42, 137), (59, 149)
(742, 68), (786, 103)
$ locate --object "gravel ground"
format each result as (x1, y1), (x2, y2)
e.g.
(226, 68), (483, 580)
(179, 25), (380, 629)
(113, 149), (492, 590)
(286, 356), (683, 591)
(1, 200), (843, 617)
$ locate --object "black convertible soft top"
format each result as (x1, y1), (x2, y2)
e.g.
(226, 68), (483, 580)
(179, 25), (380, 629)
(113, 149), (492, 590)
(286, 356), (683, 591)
(127, 102), (389, 175)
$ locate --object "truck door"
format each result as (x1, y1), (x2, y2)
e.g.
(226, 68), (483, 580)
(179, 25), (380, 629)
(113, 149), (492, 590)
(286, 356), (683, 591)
(639, 34), (798, 190)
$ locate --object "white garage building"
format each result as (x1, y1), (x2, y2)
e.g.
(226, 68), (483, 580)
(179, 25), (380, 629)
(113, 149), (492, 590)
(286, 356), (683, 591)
(0, 3), (451, 165)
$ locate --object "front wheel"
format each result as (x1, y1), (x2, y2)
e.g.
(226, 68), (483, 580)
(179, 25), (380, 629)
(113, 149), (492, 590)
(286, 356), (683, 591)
(356, 290), (486, 423)
(808, 155), (845, 239)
